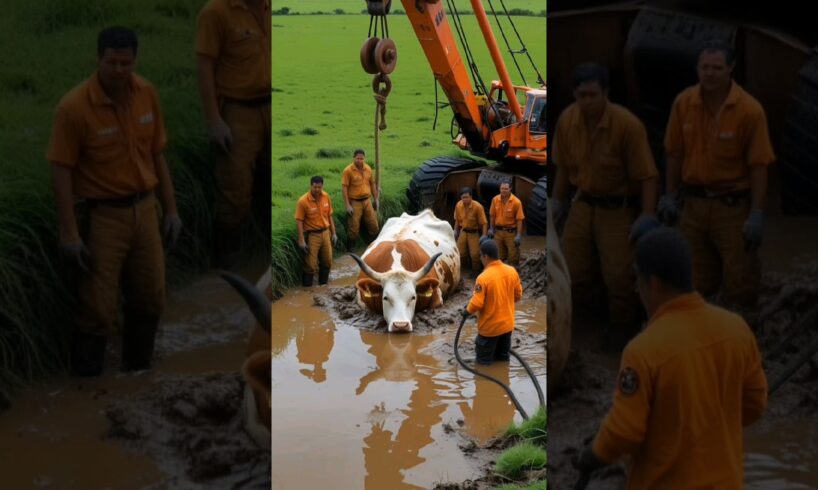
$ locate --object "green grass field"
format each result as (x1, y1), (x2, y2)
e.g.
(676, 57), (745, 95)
(0, 0), (226, 400)
(271, 11), (545, 291)
(273, 0), (546, 15)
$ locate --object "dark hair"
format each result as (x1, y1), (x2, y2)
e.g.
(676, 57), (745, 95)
(634, 228), (693, 292)
(460, 186), (473, 197)
(571, 62), (609, 90)
(479, 239), (499, 260)
(310, 175), (324, 185)
(98, 26), (138, 57)
(499, 181), (512, 188)
(353, 149), (365, 156)
(699, 39), (735, 65)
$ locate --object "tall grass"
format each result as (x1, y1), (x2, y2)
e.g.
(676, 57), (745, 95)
(494, 443), (547, 479)
(0, 0), (241, 399)
(505, 407), (546, 447)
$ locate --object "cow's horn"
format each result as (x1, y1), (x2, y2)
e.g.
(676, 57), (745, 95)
(410, 252), (442, 282)
(350, 253), (387, 282)
(221, 271), (271, 333)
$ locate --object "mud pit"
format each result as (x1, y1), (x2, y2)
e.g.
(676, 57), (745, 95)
(272, 238), (546, 489)
(0, 267), (271, 489)
(547, 213), (818, 489)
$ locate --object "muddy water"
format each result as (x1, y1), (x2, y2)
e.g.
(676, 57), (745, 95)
(271, 239), (546, 490)
(0, 266), (270, 489)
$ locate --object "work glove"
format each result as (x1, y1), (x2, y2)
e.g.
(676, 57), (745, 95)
(743, 209), (763, 252)
(454, 229), (461, 240)
(162, 213), (183, 251)
(372, 199), (379, 211)
(460, 308), (471, 319)
(60, 240), (92, 273)
(551, 198), (568, 228)
(298, 240), (309, 255)
(487, 227), (495, 239)
(514, 234), (522, 247)
(346, 204), (354, 215)
(208, 117), (233, 154)
(629, 214), (661, 244)
(331, 234), (338, 246)
(657, 193), (680, 225)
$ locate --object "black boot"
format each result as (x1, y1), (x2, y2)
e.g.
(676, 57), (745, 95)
(71, 331), (107, 377)
(302, 272), (314, 287)
(122, 315), (159, 372)
(214, 224), (242, 269)
(318, 266), (330, 285)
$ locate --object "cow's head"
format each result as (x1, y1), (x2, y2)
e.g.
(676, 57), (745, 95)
(351, 252), (442, 333)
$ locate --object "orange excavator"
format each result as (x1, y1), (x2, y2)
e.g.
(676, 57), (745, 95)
(361, 0), (548, 233)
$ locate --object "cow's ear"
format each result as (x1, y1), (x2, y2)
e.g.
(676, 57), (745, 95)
(356, 278), (382, 298)
(415, 277), (440, 297)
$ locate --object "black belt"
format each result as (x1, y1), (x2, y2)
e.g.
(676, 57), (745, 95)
(577, 193), (639, 209)
(682, 185), (750, 201)
(462, 228), (479, 233)
(496, 226), (517, 233)
(223, 95), (271, 108)
(351, 196), (370, 201)
(86, 191), (151, 209)
(304, 228), (327, 235)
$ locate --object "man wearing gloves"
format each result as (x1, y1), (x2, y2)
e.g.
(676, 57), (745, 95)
(488, 182), (525, 266)
(47, 27), (182, 376)
(295, 176), (337, 287)
(342, 149), (380, 251)
(660, 40), (774, 308)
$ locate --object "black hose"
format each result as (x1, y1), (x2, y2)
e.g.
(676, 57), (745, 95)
(453, 314), (546, 420)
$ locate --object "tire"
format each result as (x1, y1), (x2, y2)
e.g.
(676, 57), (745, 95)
(406, 156), (485, 213)
(525, 176), (548, 236)
(780, 51), (818, 214)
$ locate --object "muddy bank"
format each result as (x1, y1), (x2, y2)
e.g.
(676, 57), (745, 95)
(547, 262), (818, 489)
(106, 373), (270, 490)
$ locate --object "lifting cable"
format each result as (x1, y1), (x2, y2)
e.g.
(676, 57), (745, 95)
(487, 0), (528, 87)
(497, 0), (545, 87)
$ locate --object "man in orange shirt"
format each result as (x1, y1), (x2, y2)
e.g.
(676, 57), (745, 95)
(488, 182), (525, 266)
(295, 176), (337, 287)
(197, 0), (271, 268)
(342, 149), (380, 251)
(574, 228), (767, 488)
(453, 187), (488, 274)
(463, 239), (523, 365)
(47, 27), (181, 376)
(551, 62), (659, 349)
(660, 40), (775, 308)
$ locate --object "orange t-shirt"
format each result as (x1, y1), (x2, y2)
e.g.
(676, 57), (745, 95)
(664, 81), (775, 193)
(454, 200), (487, 230)
(466, 260), (523, 337)
(341, 162), (375, 199)
(46, 73), (166, 199)
(551, 102), (657, 196)
(490, 194), (524, 228)
(196, 0), (271, 100)
(593, 292), (768, 489)
(294, 191), (333, 231)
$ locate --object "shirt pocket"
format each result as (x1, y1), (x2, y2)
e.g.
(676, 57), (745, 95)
(712, 132), (741, 160)
(227, 27), (260, 61)
(86, 128), (123, 164)
(597, 153), (626, 184)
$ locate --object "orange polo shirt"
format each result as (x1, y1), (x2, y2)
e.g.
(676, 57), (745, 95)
(454, 200), (487, 230)
(593, 292), (768, 489)
(552, 102), (657, 196)
(341, 162), (375, 199)
(46, 73), (166, 200)
(196, 0), (271, 100)
(490, 194), (524, 228)
(294, 191), (333, 231)
(664, 81), (775, 193)
(466, 260), (523, 337)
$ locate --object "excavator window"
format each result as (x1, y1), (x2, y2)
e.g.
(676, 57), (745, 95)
(529, 98), (546, 134)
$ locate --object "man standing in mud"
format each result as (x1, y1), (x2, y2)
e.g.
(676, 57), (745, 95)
(295, 176), (337, 287)
(453, 187), (488, 275)
(462, 239), (523, 365)
(342, 149), (380, 251)
(574, 228), (767, 488)
(47, 26), (182, 376)
(660, 40), (775, 308)
(196, 0), (271, 268)
(551, 62), (659, 350)
(487, 182), (525, 267)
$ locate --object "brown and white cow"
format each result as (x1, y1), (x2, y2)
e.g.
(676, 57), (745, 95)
(351, 209), (460, 333)
(221, 269), (272, 449)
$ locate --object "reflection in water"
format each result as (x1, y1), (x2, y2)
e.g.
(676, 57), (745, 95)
(458, 362), (516, 442)
(358, 332), (447, 489)
(296, 322), (336, 383)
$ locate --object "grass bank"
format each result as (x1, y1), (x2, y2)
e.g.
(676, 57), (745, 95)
(0, 0), (239, 401)
(270, 10), (545, 296)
